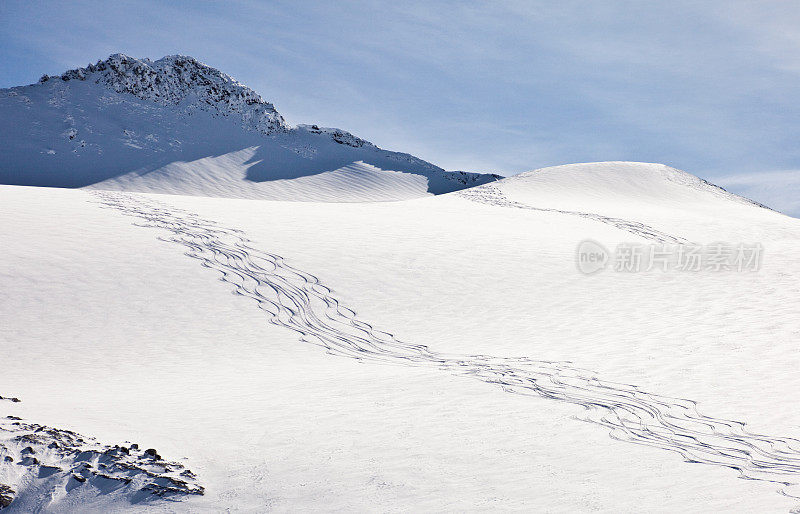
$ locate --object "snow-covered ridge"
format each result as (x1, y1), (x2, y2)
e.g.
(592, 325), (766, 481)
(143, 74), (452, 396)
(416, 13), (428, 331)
(457, 161), (784, 246)
(0, 53), (501, 199)
(297, 124), (373, 148)
(508, 161), (772, 210)
(444, 170), (504, 186)
(33, 54), (399, 152)
(38, 53), (287, 136)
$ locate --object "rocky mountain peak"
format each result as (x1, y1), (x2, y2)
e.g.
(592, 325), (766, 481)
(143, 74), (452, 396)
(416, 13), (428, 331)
(39, 53), (287, 135)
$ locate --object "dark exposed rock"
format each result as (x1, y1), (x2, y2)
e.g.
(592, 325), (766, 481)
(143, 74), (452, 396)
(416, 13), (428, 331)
(0, 415), (204, 509)
(53, 54), (286, 136)
(0, 484), (14, 508)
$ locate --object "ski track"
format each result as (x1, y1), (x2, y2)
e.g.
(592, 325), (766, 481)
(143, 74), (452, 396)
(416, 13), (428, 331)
(92, 190), (800, 500)
(458, 184), (690, 244)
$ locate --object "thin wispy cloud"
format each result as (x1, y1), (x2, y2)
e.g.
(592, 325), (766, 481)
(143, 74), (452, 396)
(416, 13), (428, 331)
(713, 170), (800, 217)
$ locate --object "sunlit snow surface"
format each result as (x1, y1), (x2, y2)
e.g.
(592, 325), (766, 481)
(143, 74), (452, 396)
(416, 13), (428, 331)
(2, 162), (800, 512)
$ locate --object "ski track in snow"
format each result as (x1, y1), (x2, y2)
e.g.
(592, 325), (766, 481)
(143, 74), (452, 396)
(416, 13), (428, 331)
(92, 190), (800, 499)
(458, 183), (690, 244)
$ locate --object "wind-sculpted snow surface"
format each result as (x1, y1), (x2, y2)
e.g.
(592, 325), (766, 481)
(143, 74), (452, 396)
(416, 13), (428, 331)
(93, 191), (800, 499)
(458, 183), (690, 244)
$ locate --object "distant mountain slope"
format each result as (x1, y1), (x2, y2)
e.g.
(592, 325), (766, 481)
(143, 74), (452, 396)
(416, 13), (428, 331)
(0, 54), (499, 201)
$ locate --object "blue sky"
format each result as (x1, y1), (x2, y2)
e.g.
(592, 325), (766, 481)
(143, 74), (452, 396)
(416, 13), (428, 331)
(2, 1), (799, 214)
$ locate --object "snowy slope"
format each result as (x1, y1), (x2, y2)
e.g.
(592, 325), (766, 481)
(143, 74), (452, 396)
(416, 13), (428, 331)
(0, 54), (498, 201)
(495, 161), (769, 214)
(461, 161), (785, 243)
(2, 162), (800, 512)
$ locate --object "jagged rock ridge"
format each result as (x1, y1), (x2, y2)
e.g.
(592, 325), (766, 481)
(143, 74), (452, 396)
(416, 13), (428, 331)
(40, 53), (287, 136)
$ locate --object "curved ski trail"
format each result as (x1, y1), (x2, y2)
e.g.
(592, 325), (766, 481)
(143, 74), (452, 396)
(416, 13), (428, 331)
(458, 184), (689, 244)
(92, 190), (800, 499)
